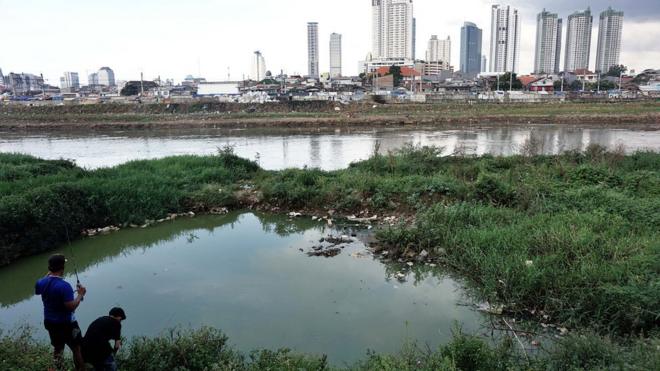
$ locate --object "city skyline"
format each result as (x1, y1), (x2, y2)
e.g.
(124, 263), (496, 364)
(0, 0), (658, 83)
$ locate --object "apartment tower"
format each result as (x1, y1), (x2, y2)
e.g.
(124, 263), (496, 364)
(307, 22), (320, 78)
(426, 35), (451, 64)
(371, 0), (414, 60)
(595, 7), (624, 73)
(534, 9), (562, 74)
(564, 8), (593, 72)
(489, 5), (521, 73)
(329, 33), (342, 78)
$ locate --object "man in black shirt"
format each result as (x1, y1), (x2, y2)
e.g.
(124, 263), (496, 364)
(82, 307), (126, 371)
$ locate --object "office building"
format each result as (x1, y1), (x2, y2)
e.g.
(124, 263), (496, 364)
(329, 33), (342, 78)
(88, 73), (99, 86)
(251, 51), (266, 81)
(97, 67), (115, 86)
(564, 8), (593, 72)
(489, 4), (521, 73)
(60, 72), (80, 89)
(307, 22), (319, 78)
(534, 9), (562, 74)
(372, 0), (415, 60)
(595, 7), (624, 73)
(460, 22), (482, 76)
(426, 35), (451, 64)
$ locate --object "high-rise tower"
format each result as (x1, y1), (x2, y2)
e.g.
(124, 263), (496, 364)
(534, 9), (562, 74)
(307, 22), (320, 78)
(460, 22), (482, 76)
(371, 0), (414, 60)
(329, 33), (342, 78)
(564, 8), (593, 72)
(489, 4), (520, 73)
(251, 51), (266, 81)
(595, 7), (624, 73)
(426, 35), (451, 64)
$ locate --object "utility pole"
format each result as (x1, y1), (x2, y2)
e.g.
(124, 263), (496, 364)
(509, 71), (513, 92)
(140, 72), (144, 96)
(597, 73), (600, 93)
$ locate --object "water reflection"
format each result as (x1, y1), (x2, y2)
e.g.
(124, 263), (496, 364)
(0, 212), (488, 363)
(1, 125), (657, 170)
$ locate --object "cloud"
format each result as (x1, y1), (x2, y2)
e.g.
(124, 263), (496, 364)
(510, 0), (660, 21)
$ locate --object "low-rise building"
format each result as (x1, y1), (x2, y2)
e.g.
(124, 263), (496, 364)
(519, 75), (555, 92)
(5, 73), (45, 95)
(197, 82), (241, 96)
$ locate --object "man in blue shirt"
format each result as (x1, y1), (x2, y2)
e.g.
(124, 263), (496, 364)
(35, 254), (87, 371)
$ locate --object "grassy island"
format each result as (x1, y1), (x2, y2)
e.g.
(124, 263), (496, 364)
(1, 146), (658, 370)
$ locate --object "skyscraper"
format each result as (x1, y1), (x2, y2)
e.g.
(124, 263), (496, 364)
(595, 7), (624, 73)
(307, 22), (319, 78)
(251, 51), (266, 81)
(489, 4), (521, 73)
(329, 33), (342, 78)
(88, 73), (99, 86)
(60, 72), (80, 89)
(564, 8), (593, 72)
(426, 35), (451, 64)
(460, 22), (482, 76)
(412, 17), (417, 60)
(371, 0), (414, 60)
(534, 9), (562, 74)
(97, 67), (115, 87)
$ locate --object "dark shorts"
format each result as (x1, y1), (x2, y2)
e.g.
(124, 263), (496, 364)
(44, 320), (83, 349)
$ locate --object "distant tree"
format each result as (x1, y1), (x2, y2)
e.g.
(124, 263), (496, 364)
(598, 80), (617, 91)
(605, 65), (627, 77)
(489, 72), (522, 91)
(568, 80), (583, 91)
(120, 81), (159, 96)
(388, 65), (402, 87)
(553, 80), (563, 91)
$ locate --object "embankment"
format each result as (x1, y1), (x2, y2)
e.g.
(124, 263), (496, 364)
(0, 100), (658, 129)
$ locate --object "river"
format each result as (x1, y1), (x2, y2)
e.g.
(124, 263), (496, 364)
(1, 124), (658, 170)
(0, 212), (488, 363)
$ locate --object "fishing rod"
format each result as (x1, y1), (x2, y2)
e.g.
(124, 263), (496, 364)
(63, 222), (81, 286)
(59, 197), (84, 300)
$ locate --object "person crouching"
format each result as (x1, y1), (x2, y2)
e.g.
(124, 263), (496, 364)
(82, 307), (126, 371)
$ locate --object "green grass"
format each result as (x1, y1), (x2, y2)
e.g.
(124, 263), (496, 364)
(1, 145), (659, 367)
(2, 326), (658, 370)
(0, 101), (658, 124)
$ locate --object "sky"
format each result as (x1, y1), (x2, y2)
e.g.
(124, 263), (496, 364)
(0, 0), (658, 85)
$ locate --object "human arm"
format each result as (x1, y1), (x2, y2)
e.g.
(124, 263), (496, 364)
(64, 284), (86, 311)
(113, 339), (122, 354)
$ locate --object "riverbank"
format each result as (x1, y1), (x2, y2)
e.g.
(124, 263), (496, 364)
(0, 101), (658, 129)
(2, 326), (658, 370)
(1, 147), (658, 367)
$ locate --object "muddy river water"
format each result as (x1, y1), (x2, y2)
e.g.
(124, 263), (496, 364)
(1, 124), (658, 170)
